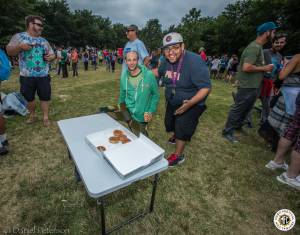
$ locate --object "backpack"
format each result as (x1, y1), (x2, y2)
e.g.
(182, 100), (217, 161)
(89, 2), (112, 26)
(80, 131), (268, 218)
(0, 49), (11, 81)
(2, 92), (29, 116)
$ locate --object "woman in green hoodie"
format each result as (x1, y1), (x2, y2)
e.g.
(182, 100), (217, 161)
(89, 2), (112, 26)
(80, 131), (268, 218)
(119, 51), (159, 135)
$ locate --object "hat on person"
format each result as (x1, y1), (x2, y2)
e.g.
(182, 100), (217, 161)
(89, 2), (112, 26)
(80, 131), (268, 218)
(162, 32), (183, 48)
(127, 24), (138, 31)
(256, 22), (278, 35)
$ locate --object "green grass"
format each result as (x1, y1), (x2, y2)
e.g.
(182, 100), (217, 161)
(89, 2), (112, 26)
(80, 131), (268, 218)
(0, 63), (299, 235)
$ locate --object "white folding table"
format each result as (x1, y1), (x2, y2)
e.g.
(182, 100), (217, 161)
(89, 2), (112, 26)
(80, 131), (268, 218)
(57, 113), (168, 234)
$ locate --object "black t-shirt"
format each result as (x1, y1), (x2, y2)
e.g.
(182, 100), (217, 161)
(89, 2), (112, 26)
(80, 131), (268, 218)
(158, 50), (211, 106)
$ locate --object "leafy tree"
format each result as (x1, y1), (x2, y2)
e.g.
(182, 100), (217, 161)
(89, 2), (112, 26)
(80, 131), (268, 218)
(140, 19), (163, 51)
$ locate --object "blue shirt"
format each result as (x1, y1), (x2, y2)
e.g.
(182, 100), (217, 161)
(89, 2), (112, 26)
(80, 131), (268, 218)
(122, 39), (149, 73)
(159, 51), (211, 106)
(7, 32), (53, 77)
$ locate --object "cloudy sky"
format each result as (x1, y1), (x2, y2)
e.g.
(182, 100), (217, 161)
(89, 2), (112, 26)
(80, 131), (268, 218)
(67, 0), (236, 29)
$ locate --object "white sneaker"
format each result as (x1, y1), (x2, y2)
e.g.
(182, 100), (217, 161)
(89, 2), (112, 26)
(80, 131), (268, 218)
(277, 172), (300, 190)
(265, 160), (288, 171)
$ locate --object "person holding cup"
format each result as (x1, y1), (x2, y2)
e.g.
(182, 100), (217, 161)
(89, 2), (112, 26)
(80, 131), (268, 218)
(6, 15), (55, 127)
(222, 22), (277, 142)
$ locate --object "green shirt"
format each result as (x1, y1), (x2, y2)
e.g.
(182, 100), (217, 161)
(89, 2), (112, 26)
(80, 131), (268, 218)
(237, 41), (265, 88)
(129, 70), (143, 88)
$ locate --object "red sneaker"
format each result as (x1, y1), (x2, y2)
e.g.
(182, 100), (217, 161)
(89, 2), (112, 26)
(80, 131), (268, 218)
(167, 153), (185, 167)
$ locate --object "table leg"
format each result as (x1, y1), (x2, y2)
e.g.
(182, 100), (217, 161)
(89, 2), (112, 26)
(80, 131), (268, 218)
(97, 174), (160, 234)
(74, 167), (82, 183)
(149, 174), (159, 213)
(98, 198), (106, 235)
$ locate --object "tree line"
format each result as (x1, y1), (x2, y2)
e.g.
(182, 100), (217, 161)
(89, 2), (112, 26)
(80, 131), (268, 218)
(0, 0), (299, 55)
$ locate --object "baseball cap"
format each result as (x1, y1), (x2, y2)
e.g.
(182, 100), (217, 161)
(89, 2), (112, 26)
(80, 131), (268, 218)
(256, 22), (278, 35)
(127, 24), (138, 31)
(162, 32), (183, 48)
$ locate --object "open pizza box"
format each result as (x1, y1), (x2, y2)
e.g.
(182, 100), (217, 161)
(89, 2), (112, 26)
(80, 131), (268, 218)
(85, 126), (165, 178)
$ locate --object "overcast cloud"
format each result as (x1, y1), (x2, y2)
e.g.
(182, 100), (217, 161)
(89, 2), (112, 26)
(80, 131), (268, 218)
(67, 0), (236, 29)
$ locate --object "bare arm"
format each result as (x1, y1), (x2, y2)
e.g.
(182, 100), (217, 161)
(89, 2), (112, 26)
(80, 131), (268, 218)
(143, 56), (151, 67)
(174, 88), (211, 115)
(279, 54), (300, 80)
(242, 63), (273, 73)
(6, 43), (32, 56)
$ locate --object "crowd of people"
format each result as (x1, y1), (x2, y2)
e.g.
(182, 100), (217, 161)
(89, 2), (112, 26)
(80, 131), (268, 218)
(0, 15), (300, 190)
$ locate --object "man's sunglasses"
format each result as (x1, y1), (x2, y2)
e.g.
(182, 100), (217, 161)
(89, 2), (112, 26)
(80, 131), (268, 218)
(33, 22), (44, 28)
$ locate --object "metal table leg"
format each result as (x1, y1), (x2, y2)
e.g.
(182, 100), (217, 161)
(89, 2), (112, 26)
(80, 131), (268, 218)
(98, 174), (159, 235)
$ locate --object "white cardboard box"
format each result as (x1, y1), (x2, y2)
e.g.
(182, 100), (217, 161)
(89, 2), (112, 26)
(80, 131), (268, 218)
(85, 127), (165, 178)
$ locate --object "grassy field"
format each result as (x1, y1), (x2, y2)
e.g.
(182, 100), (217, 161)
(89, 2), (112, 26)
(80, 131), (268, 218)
(0, 63), (299, 235)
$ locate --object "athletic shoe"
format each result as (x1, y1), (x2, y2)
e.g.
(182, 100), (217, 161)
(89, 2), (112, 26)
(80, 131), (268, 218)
(168, 135), (176, 145)
(222, 133), (239, 143)
(0, 146), (8, 156)
(167, 153), (185, 167)
(2, 140), (9, 147)
(265, 160), (288, 171)
(276, 172), (300, 190)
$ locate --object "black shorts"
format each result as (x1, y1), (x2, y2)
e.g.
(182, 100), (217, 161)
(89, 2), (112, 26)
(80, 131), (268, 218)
(219, 67), (226, 74)
(165, 102), (206, 141)
(20, 76), (51, 102)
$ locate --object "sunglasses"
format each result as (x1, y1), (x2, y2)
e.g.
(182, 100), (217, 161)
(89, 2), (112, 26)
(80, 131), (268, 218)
(163, 44), (182, 53)
(126, 29), (135, 32)
(33, 22), (44, 28)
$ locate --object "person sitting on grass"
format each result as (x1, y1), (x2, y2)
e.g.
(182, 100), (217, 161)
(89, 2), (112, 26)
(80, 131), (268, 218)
(118, 51), (159, 136)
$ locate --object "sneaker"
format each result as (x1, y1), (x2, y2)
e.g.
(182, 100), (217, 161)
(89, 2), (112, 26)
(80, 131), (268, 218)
(167, 153), (185, 167)
(168, 135), (176, 145)
(265, 160), (288, 171)
(0, 146), (8, 156)
(277, 172), (300, 190)
(1, 140), (9, 147)
(222, 133), (239, 143)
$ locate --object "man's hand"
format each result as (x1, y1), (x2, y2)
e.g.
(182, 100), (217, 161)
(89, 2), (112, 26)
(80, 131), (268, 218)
(144, 112), (152, 122)
(44, 54), (55, 62)
(263, 64), (274, 72)
(19, 43), (33, 51)
(174, 100), (193, 115)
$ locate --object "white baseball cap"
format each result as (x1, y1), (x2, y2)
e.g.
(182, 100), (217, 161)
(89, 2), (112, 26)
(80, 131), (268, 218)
(162, 32), (183, 48)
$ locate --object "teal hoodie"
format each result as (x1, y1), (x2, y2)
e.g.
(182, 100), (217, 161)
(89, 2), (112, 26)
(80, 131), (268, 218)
(119, 65), (160, 122)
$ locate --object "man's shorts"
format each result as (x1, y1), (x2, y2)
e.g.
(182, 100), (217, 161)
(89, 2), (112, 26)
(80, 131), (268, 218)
(219, 67), (226, 74)
(283, 105), (300, 153)
(165, 102), (206, 141)
(210, 69), (218, 75)
(20, 76), (51, 102)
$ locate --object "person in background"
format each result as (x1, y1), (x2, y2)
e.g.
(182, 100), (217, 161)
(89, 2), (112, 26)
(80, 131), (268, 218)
(122, 24), (150, 74)
(71, 48), (79, 77)
(199, 47), (207, 62)
(222, 22), (277, 142)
